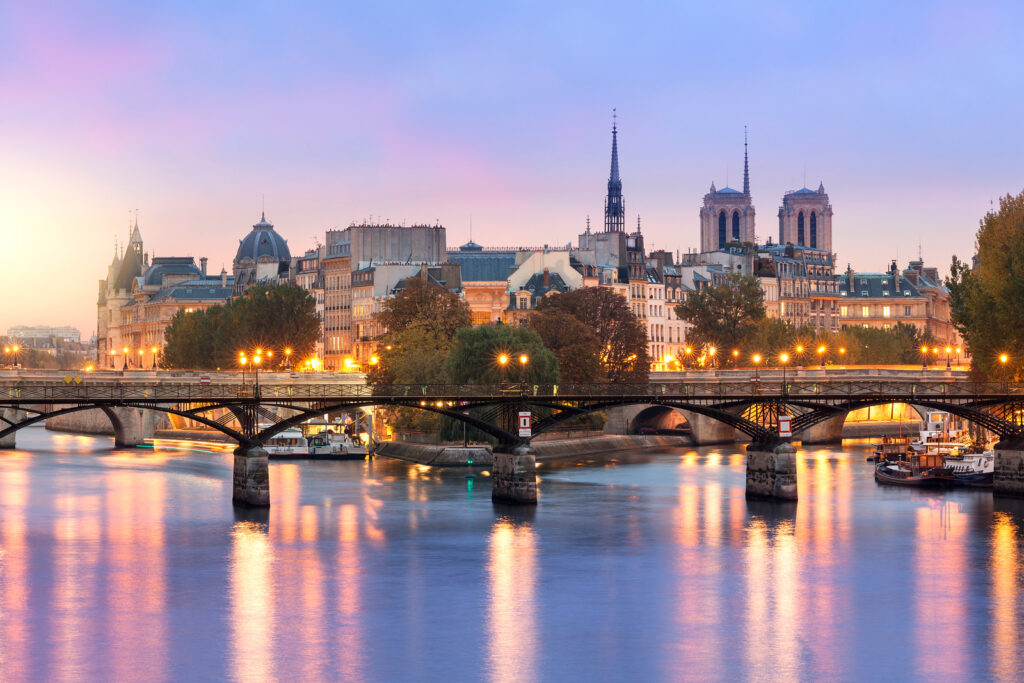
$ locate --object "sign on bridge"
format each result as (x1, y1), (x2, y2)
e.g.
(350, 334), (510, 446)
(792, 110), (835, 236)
(518, 411), (532, 438)
(778, 414), (793, 438)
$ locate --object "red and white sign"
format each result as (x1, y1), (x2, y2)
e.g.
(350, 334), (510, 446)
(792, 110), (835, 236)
(778, 414), (793, 438)
(200, 376), (211, 385)
(749, 376), (761, 383)
(518, 411), (532, 437)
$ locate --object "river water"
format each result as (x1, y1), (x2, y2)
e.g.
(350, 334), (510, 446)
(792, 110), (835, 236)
(1, 426), (1023, 681)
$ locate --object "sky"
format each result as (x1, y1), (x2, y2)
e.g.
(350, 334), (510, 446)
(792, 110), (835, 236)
(2, 0), (1023, 337)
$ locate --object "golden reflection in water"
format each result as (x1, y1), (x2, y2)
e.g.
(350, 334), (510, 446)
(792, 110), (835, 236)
(272, 464), (301, 543)
(336, 503), (365, 679)
(53, 491), (101, 682)
(230, 521), (275, 683)
(744, 518), (801, 679)
(915, 501), (968, 679)
(486, 519), (537, 683)
(104, 469), (167, 681)
(0, 464), (29, 679)
(297, 505), (326, 681)
(991, 512), (1018, 681)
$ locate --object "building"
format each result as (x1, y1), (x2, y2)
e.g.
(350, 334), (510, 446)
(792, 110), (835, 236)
(232, 213), (292, 294)
(294, 247), (325, 360)
(699, 133), (755, 252)
(447, 242), (517, 325)
(97, 221), (232, 369)
(6, 326), (81, 344)
(778, 184), (833, 252)
(321, 223), (447, 370)
(838, 259), (959, 346)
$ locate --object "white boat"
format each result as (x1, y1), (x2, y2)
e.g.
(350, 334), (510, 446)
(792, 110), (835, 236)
(307, 431), (367, 459)
(911, 410), (970, 454)
(264, 429), (309, 456)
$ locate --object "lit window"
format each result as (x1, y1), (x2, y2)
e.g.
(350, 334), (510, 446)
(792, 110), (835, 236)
(883, 306), (891, 318)
(861, 306), (869, 317)
(840, 306), (848, 317)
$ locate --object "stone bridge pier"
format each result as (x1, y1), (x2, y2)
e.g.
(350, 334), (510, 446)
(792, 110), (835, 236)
(101, 406), (158, 447)
(994, 438), (1024, 497)
(1, 409), (27, 448)
(491, 445), (538, 505)
(233, 445), (270, 507)
(745, 440), (798, 501)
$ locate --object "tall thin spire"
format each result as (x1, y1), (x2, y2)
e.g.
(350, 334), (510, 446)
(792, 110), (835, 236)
(743, 126), (750, 196)
(604, 109), (625, 233)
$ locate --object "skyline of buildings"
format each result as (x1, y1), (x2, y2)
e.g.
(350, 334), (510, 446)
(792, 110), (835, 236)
(88, 122), (961, 371)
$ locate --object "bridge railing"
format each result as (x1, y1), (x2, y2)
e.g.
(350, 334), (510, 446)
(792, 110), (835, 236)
(4, 380), (1024, 403)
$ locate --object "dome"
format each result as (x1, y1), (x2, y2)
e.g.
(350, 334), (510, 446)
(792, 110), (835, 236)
(234, 213), (291, 265)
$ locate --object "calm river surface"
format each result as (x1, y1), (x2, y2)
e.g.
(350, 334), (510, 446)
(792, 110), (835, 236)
(2, 426), (1024, 681)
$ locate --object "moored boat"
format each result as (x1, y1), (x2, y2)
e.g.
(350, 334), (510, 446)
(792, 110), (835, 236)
(874, 452), (955, 488)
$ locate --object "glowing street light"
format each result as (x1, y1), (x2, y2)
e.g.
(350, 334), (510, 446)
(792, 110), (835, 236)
(779, 352), (790, 393)
(122, 346), (129, 371)
(151, 345), (159, 370)
(945, 345), (953, 370)
(921, 344), (929, 369)
(498, 354), (509, 367)
(818, 345), (826, 369)
(752, 353), (762, 379)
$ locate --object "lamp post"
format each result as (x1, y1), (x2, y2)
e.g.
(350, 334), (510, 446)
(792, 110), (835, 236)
(752, 353), (762, 379)
(955, 347), (962, 368)
(838, 347), (846, 366)
(684, 346), (693, 370)
(732, 349), (740, 369)
(138, 348), (144, 370)
(518, 353), (530, 391)
(122, 346), (129, 371)
(708, 346), (716, 369)
(109, 348), (116, 369)
(945, 346), (952, 370)
(795, 345), (804, 369)
(920, 345), (929, 369)
(11, 344), (19, 369)
(151, 346), (159, 370)
(285, 347), (293, 371)
(779, 352), (789, 395)
(252, 352), (262, 395)
(818, 345), (826, 369)
(239, 353), (248, 385)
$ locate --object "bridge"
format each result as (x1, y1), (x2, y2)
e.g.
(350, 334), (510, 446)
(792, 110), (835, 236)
(3, 369), (1024, 506)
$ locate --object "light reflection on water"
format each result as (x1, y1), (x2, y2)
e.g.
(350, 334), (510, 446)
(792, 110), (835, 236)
(0, 427), (1023, 680)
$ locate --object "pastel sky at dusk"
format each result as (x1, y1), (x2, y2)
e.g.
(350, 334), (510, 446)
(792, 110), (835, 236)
(2, 1), (1023, 336)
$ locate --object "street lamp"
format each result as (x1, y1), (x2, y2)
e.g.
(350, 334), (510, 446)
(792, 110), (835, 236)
(945, 346), (952, 370)
(779, 352), (789, 393)
(795, 345), (804, 368)
(684, 346), (693, 370)
(838, 347), (846, 365)
(518, 353), (530, 388)
(285, 347), (293, 370)
(818, 345), (826, 369)
(122, 346), (129, 371)
(151, 346), (159, 370)
(732, 349), (740, 368)
(921, 345), (929, 369)
(252, 352), (262, 394)
(708, 346), (716, 369)
(138, 348), (144, 369)
(955, 347), (962, 368)
(752, 353), (762, 379)
(109, 348), (116, 369)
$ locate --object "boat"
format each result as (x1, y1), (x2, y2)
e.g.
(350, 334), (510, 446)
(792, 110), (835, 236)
(910, 410), (970, 455)
(264, 429), (310, 457)
(874, 452), (955, 488)
(869, 436), (912, 462)
(946, 450), (994, 488)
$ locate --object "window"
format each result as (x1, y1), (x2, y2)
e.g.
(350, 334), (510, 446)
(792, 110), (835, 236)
(861, 305), (870, 317)
(718, 211), (727, 248)
(797, 211), (805, 245)
(732, 210), (740, 240)
(810, 211), (817, 248)
(840, 305), (848, 317)
(883, 305), (891, 318)
(471, 311), (490, 325)
(904, 305), (912, 316)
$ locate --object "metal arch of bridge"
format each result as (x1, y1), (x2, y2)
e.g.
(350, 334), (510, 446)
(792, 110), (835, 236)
(4, 380), (1024, 447)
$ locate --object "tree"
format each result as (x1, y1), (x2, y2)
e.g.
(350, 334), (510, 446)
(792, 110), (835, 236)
(444, 325), (559, 385)
(526, 310), (602, 383)
(161, 285), (321, 370)
(675, 273), (765, 353)
(532, 287), (649, 383)
(947, 191), (1024, 379)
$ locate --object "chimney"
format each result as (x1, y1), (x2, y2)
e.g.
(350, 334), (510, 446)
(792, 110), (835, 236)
(543, 268), (550, 288)
(221, 267), (227, 288)
(420, 262), (429, 281)
(200, 257), (208, 277)
(846, 263), (855, 291)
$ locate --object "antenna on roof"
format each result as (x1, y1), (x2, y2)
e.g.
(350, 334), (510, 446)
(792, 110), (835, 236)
(470, 215), (473, 242)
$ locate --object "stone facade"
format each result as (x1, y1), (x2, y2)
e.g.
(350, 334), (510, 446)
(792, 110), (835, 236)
(778, 184), (833, 252)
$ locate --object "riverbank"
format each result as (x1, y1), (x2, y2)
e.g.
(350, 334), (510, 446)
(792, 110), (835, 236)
(374, 434), (690, 467)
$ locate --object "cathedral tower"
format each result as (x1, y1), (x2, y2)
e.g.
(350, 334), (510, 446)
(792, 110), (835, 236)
(778, 182), (833, 251)
(604, 113), (625, 233)
(699, 130), (756, 252)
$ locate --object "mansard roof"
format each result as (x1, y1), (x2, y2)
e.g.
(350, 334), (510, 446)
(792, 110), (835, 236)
(447, 250), (517, 282)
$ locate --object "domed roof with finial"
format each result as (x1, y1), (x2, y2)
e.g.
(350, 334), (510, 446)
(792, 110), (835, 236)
(234, 212), (290, 265)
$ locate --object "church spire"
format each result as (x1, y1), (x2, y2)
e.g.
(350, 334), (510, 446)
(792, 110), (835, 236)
(743, 126), (750, 197)
(604, 109), (625, 233)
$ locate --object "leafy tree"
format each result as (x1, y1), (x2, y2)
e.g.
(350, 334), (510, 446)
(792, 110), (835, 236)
(675, 272), (765, 353)
(946, 191), (1024, 380)
(367, 278), (471, 385)
(532, 287), (649, 383)
(526, 310), (602, 383)
(444, 325), (559, 385)
(161, 285), (320, 370)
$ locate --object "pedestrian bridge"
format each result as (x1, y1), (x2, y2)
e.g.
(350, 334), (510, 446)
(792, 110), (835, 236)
(3, 369), (1024, 506)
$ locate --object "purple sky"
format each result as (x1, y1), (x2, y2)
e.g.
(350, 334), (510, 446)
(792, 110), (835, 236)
(2, 1), (1022, 337)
